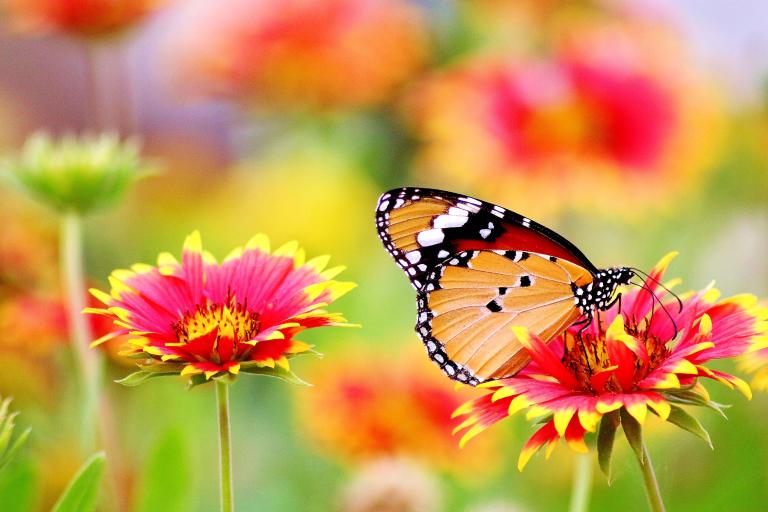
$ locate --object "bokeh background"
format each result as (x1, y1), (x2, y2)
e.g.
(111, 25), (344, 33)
(1, 1), (768, 511)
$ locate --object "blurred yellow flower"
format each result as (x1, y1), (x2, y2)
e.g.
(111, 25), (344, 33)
(404, 19), (721, 219)
(2, 0), (163, 37)
(296, 346), (502, 476)
(164, 0), (430, 110)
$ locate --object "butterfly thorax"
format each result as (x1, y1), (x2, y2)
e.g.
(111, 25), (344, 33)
(572, 267), (634, 316)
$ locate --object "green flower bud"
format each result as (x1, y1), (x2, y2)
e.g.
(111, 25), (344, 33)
(3, 133), (153, 214)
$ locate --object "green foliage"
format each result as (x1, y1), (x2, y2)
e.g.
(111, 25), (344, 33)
(134, 429), (192, 512)
(51, 452), (106, 512)
(0, 397), (30, 472)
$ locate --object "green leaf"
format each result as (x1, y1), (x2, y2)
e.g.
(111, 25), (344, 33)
(666, 405), (713, 448)
(51, 452), (106, 512)
(597, 411), (620, 483)
(619, 408), (644, 464)
(135, 429), (191, 512)
(115, 371), (177, 387)
(0, 458), (37, 512)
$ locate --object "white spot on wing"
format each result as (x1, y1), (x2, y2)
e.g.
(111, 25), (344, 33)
(378, 200), (389, 211)
(417, 229), (445, 247)
(405, 251), (421, 264)
(434, 214), (468, 229)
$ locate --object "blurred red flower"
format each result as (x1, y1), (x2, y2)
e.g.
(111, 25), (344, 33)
(296, 347), (502, 475)
(3, 0), (164, 37)
(404, 20), (721, 218)
(164, 0), (430, 110)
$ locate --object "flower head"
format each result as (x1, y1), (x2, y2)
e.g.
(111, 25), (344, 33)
(404, 21), (720, 218)
(454, 253), (765, 472)
(87, 232), (355, 386)
(3, 0), (164, 38)
(296, 347), (501, 475)
(3, 133), (151, 214)
(164, 0), (429, 110)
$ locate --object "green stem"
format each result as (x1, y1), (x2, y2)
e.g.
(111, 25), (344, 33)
(568, 453), (593, 512)
(636, 440), (666, 512)
(216, 381), (234, 512)
(61, 212), (101, 451)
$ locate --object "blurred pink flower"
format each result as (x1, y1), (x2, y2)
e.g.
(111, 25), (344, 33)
(404, 20), (721, 218)
(2, 0), (164, 37)
(164, 0), (430, 110)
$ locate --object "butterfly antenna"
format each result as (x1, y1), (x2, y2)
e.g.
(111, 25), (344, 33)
(630, 280), (679, 340)
(630, 267), (683, 313)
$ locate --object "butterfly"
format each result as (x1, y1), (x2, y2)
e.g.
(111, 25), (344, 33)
(375, 187), (636, 386)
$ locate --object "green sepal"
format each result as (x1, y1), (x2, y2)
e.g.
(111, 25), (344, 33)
(137, 362), (185, 373)
(663, 391), (729, 419)
(239, 362), (311, 386)
(115, 370), (178, 387)
(666, 405), (713, 448)
(51, 452), (106, 512)
(0, 397), (30, 470)
(619, 408), (644, 464)
(597, 410), (620, 483)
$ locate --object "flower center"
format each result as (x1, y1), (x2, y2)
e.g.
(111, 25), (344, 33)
(173, 299), (260, 344)
(562, 321), (670, 393)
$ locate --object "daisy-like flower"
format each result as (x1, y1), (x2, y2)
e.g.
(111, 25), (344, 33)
(404, 20), (720, 219)
(163, 0), (429, 110)
(2, 0), (164, 38)
(454, 253), (765, 482)
(87, 231), (355, 386)
(296, 347), (501, 475)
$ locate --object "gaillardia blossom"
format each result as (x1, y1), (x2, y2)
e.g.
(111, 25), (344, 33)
(454, 253), (765, 472)
(404, 21), (720, 218)
(296, 347), (501, 475)
(87, 232), (355, 385)
(164, 0), (429, 110)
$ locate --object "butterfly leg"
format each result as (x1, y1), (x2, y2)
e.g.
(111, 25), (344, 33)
(572, 313), (593, 374)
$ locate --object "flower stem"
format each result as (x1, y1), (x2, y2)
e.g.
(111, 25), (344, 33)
(568, 453), (593, 512)
(216, 381), (234, 512)
(61, 212), (101, 451)
(635, 440), (666, 512)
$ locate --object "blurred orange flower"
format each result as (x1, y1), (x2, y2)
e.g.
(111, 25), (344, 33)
(164, 0), (429, 110)
(0, 293), (67, 403)
(2, 0), (164, 37)
(296, 346), (501, 475)
(404, 20), (721, 218)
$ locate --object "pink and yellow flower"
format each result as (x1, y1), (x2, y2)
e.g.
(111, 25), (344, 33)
(2, 0), (164, 37)
(87, 231), (355, 384)
(404, 21), (720, 218)
(296, 347), (502, 475)
(164, 0), (429, 110)
(454, 253), (765, 470)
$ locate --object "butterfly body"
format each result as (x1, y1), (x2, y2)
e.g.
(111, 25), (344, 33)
(376, 187), (633, 385)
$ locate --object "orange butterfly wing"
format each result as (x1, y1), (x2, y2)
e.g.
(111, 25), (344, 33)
(416, 250), (593, 384)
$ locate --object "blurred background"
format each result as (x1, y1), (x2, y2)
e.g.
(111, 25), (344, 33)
(1, 0), (767, 511)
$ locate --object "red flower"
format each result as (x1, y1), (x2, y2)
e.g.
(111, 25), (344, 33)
(404, 21), (720, 218)
(296, 348), (502, 475)
(3, 0), (164, 37)
(164, 0), (429, 110)
(454, 253), (764, 470)
(87, 231), (355, 385)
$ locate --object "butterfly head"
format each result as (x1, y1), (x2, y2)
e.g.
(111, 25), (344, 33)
(575, 267), (634, 314)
